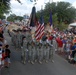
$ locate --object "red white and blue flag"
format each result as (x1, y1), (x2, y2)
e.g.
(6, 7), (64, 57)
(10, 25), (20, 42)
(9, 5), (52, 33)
(35, 11), (44, 41)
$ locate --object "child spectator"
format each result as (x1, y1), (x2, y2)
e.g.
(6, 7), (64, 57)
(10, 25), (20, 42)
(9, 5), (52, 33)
(5, 45), (11, 68)
(66, 41), (71, 60)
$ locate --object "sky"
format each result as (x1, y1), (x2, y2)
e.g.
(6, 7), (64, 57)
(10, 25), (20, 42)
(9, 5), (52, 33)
(9, 0), (76, 16)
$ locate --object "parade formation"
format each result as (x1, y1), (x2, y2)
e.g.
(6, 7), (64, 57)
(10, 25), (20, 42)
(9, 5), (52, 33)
(9, 27), (55, 64)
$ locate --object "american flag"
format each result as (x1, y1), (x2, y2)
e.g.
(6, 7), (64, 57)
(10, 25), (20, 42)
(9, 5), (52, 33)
(35, 12), (44, 41)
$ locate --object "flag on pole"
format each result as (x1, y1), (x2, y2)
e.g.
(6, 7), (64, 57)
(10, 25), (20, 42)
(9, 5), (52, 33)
(39, 12), (44, 40)
(35, 11), (44, 41)
(30, 6), (37, 27)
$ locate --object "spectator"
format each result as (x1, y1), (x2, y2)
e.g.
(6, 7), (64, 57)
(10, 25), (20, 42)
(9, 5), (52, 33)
(5, 45), (11, 68)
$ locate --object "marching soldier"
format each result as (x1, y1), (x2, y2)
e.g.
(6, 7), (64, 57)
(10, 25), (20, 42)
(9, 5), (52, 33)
(16, 29), (22, 50)
(41, 33), (47, 61)
(30, 40), (36, 64)
(21, 36), (27, 64)
(51, 36), (57, 62)
(25, 29), (32, 63)
(47, 38), (54, 62)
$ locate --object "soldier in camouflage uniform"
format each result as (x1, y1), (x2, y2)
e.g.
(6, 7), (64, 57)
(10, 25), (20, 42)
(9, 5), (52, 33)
(21, 36), (28, 64)
(41, 34), (47, 61)
(47, 38), (54, 62)
(51, 36), (57, 62)
(25, 29), (32, 63)
(16, 29), (22, 50)
(30, 40), (36, 64)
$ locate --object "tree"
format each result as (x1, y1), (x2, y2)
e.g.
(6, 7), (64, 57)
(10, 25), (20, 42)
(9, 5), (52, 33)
(7, 14), (23, 22)
(7, 14), (16, 22)
(56, 2), (76, 23)
(37, 2), (76, 23)
(0, 0), (10, 18)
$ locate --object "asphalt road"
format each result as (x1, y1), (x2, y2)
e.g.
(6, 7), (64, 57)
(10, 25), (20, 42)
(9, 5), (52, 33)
(1, 28), (76, 75)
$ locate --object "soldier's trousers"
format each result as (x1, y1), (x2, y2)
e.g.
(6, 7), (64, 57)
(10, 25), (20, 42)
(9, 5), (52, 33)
(49, 47), (54, 60)
(43, 49), (46, 60)
(31, 49), (35, 61)
(38, 49), (43, 61)
(45, 49), (49, 60)
(21, 48), (27, 62)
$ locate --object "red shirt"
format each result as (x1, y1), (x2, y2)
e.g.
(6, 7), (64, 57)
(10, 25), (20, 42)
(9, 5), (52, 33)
(56, 38), (63, 47)
(48, 36), (53, 40)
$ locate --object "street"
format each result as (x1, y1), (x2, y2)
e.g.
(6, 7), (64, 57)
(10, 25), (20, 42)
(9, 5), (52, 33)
(1, 28), (76, 75)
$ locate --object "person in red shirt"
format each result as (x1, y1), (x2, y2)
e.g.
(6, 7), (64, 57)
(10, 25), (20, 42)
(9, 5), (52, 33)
(72, 36), (76, 44)
(56, 37), (63, 54)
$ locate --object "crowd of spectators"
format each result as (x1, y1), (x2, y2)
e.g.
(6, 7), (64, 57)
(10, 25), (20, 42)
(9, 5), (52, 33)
(49, 28), (76, 66)
(0, 24), (11, 69)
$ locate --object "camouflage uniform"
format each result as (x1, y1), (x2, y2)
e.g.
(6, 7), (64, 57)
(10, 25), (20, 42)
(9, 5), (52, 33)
(42, 41), (47, 60)
(21, 37), (27, 64)
(30, 41), (36, 64)
(17, 30), (22, 49)
(35, 41), (40, 62)
(38, 42), (43, 64)
(45, 43), (50, 62)
(25, 30), (32, 62)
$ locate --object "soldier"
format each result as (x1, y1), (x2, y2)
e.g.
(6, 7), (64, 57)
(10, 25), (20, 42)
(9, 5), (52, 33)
(21, 36), (27, 64)
(41, 34), (47, 61)
(51, 36), (57, 62)
(25, 29), (32, 62)
(47, 38), (54, 62)
(30, 40), (36, 64)
(16, 29), (22, 50)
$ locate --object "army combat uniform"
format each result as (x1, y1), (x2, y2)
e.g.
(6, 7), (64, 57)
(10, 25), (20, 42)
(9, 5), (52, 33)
(21, 36), (27, 64)
(38, 42), (43, 64)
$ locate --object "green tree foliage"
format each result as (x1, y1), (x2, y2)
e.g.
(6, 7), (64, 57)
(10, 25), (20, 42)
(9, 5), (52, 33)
(7, 14), (16, 22)
(56, 2), (76, 23)
(0, 0), (10, 18)
(36, 1), (76, 30)
(7, 14), (23, 22)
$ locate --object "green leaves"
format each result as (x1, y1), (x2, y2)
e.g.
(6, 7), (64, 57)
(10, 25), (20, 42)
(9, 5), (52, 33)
(0, 0), (10, 18)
